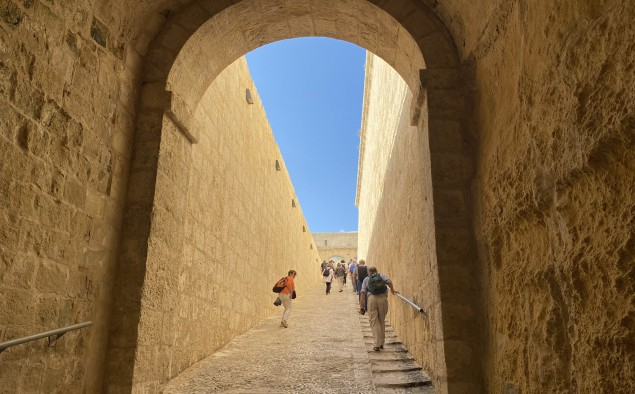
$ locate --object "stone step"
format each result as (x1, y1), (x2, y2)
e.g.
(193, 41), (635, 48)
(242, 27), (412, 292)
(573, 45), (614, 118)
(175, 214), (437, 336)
(367, 351), (416, 362)
(373, 370), (432, 388)
(371, 362), (423, 373)
(376, 386), (436, 394)
(365, 339), (404, 346)
(368, 348), (409, 354)
(363, 336), (398, 342)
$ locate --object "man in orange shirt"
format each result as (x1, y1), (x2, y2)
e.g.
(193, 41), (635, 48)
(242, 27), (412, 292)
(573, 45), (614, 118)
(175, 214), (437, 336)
(279, 270), (297, 328)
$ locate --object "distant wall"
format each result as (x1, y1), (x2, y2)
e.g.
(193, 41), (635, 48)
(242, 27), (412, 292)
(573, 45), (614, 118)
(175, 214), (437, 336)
(313, 232), (358, 266)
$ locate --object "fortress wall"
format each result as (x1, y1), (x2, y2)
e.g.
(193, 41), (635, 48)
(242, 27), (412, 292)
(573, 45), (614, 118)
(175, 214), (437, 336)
(0, 0), (137, 391)
(1, 0), (633, 392)
(357, 53), (441, 381)
(125, 57), (321, 390)
(436, 2), (635, 392)
(359, 2), (635, 393)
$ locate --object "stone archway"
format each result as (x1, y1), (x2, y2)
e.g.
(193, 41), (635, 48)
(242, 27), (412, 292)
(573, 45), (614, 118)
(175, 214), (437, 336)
(106, 1), (479, 393)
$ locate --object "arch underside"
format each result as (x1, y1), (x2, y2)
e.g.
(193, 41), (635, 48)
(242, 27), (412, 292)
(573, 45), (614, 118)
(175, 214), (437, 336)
(106, 0), (480, 393)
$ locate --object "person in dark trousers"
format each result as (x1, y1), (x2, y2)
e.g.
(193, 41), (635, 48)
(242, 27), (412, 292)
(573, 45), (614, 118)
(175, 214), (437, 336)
(356, 260), (369, 296)
(341, 259), (347, 287)
(359, 266), (398, 351)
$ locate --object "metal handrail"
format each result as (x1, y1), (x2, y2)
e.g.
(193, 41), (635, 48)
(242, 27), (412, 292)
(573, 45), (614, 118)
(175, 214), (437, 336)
(0, 321), (92, 354)
(389, 286), (427, 317)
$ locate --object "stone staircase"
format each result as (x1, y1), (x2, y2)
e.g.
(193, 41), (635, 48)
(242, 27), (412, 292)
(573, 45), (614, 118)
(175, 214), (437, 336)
(358, 305), (435, 393)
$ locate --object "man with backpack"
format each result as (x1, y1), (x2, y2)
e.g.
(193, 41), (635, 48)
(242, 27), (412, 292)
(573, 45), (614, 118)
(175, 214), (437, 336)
(322, 262), (334, 295)
(359, 266), (398, 351)
(335, 262), (346, 292)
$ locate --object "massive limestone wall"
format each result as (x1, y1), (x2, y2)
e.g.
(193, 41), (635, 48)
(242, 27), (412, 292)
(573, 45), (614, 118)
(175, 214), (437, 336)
(1, 0), (633, 392)
(356, 53), (442, 384)
(113, 57), (320, 391)
(437, 2), (635, 393)
(0, 0), (137, 391)
(359, 2), (635, 393)
(0, 0), (321, 390)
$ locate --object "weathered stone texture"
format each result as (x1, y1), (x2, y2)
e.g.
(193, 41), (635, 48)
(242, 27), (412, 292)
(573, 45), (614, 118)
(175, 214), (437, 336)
(0, 0), (135, 392)
(115, 57), (320, 391)
(357, 53), (443, 387)
(1, 0), (633, 393)
(447, 2), (635, 393)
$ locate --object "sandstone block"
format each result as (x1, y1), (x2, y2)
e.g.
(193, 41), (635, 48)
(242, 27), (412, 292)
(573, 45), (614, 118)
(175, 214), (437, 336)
(88, 160), (112, 195)
(13, 75), (44, 120)
(426, 87), (465, 115)
(0, 251), (36, 289)
(139, 82), (171, 111)
(434, 227), (473, 263)
(85, 187), (106, 217)
(17, 121), (49, 157)
(420, 68), (462, 90)
(0, 287), (35, 325)
(32, 47), (74, 101)
(0, 61), (16, 98)
(35, 295), (61, 326)
(34, 260), (69, 294)
(428, 119), (465, 152)
(64, 118), (83, 149)
(430, 152), (474, 186)
(433, 189), (469, 224)
(20, 361), (45, 392)
(0, 0), (23, 28)
(0, 99), (23, 140)
(417, 31), (459, 68)
(63, 178), (86, 209)
(90, 16), (109, 49)
(143, 47), (176, 83)
(443, 339), (475, 378)
(8, 174), (35, 211)
(40, 99), (69, 134)
(34, 193), (71, 231)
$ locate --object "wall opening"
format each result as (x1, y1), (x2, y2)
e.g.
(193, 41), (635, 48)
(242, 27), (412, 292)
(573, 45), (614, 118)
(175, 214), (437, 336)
(105, 1), (479, 393)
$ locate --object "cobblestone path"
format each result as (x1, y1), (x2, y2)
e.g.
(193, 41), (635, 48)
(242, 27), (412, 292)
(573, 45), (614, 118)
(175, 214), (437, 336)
(164, 283), (433, 393)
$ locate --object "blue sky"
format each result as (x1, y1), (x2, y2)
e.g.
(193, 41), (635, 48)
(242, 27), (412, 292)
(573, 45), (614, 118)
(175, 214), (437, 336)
(246, 38), (366, 233)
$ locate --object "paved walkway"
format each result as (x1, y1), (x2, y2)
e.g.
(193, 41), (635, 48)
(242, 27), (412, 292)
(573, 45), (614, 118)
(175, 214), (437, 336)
(164, 282), (433, 393)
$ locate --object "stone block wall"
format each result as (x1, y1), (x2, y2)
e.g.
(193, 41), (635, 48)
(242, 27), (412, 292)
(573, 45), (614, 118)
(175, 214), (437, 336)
(1, 0), (633, 392)
(0, 0), (136, 391)
(434, 1), (635, 392)
(358, 1), (635, 393)
(121, 57), (321, 391)
(357, 53), (442, 384)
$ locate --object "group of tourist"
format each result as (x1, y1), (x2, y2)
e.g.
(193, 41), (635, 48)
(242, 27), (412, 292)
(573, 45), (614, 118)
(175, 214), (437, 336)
(319, 259), (350, 294)
(275, 258), (398, 352)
